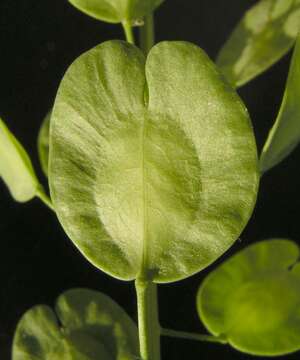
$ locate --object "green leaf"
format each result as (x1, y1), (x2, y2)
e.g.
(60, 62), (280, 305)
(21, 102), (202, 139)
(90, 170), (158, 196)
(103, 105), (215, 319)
(13, 288), (139, 360)
(197, 239), (300, 356)
(49, 40), (259, 283)
(0, 117), (39, 202)
(37, 111), (51, 177)
(260, 35), (300, 173)
(68, 0), (163, 24)
(217, 0), (300, 87)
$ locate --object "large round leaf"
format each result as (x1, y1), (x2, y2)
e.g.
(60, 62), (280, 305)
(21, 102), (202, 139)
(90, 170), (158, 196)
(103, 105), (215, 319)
(49, 40), (259, 283)
(68, 0), (164, 24)
(0, 117), (39, 202)
(197, 239), (300, 356)
(13, 288), (139, 360)
(218, 0), (300, 87)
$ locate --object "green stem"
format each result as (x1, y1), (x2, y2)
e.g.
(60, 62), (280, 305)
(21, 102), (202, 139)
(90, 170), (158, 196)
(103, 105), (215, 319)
(139, 13), (155, 54)
(122, 21), (135, 44)
(161, 328), (227, 345)
(135, 280), (161, 360)
(37, 186), (54, 211)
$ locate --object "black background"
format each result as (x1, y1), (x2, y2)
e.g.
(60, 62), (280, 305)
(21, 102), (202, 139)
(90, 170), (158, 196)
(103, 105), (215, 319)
(0, 0), (300, 359)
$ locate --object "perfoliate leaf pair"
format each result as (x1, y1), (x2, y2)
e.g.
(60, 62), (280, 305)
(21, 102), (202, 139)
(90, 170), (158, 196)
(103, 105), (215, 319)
(198, 239), (300, 356)
(49, 40), (259, 283)
(260, 35), (300, 173)
(218, 0), (300, 88)
(13, 288), (139, 360)
(68, 0), (163, 24)
(0, 117), (39, 202)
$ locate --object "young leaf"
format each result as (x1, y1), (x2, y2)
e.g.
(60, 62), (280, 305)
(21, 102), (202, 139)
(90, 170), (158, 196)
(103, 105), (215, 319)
(37, 111), (51, 177)
(260, 35), (300, 173)
(68, 0), (164, 24)
(13, 288), (139, 360)
(0, 117), (39, 202)
(197, 239), (300, 356)
(217, 0), (300, 87)
(49, 40), (259, 283)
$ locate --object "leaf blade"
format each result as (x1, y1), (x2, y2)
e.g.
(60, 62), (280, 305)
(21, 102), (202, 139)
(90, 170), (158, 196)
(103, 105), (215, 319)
(0, 117), (39, 202)
(68, 0), (164, 24)
(217, 0), (300, 87)
(197, 239), (300, 356)
(13, 288), (139, 360)
(49, 40), (259, 283)
(37, 111), (51, 177)
(260, 35), (300, 173)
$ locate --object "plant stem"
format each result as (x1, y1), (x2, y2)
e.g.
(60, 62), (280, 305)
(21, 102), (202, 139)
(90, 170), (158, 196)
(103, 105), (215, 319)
(135, 279), (161, 360)
(161, 328), (227, 344)
(122, 21), (135, 44)
(139, 13), (155, 54)
(37, 186), (54, 211)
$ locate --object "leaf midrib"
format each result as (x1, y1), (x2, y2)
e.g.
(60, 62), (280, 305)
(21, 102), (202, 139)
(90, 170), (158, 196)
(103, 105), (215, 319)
(140, 105), (148, 278)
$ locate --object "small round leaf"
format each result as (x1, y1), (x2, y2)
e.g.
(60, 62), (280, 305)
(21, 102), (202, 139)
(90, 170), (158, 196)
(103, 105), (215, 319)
(197, 239), (300, 356)
(13, 288), (139, 360)
(68, 0), (164, 24)
(0, 117), (39, 202)
(49, 40), (259, 283)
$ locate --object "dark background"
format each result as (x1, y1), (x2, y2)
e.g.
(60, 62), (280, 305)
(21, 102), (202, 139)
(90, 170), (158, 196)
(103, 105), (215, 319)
(0, 0), (299, 359)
